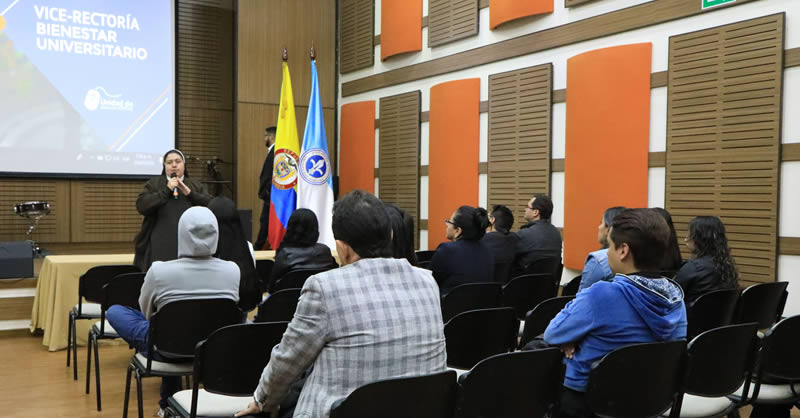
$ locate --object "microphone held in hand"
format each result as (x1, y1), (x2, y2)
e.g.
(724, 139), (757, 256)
(171, 173), (178, 199)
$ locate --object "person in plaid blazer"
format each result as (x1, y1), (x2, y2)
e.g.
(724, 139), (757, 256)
(237, 190), (447, 418)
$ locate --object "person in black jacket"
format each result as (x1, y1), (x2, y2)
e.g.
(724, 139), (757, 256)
(255, 126), (276, 250)
(268, 208), (337, 292)
(384, 203), (418, 266)
(430, 206), (494, 296)
(514, 194), (562, 273)
(674, 216), (738, 304)
(481, 204), (518, 265)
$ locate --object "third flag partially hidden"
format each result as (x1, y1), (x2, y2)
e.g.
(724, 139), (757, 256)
(298, 59), (335, 248)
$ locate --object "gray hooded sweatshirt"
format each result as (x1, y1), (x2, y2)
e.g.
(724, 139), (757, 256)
(138, 206), (240, 319)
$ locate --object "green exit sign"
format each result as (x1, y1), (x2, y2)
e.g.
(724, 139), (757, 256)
(702, 0), (736, 9)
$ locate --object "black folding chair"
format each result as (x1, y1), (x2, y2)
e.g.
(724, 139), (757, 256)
(329, 370), (458, 418)
(254, 288), (301, 323)
(67, 264), (139, 380)
(255, 259), (274, 293)
(166, 322), (289, 417)
(663, 323), (759, 418)
(492, 262), (513, 286)
(455, 349), (564, 418)
(501, 273), (556, 320)
(561, 274), (582, 297)
(86, 271), (145, 411)
(686, 288), (740, 340)
(417, 260), (432, 270)
(587, 340), (686, 418)
(444, 307), (518, 370)
(521, 256), (562, 290)
(519, 295), (575, 349)
(271, 268), (330, 293)
(734, 282), (788, 329)
(415, 250), (437, 263)
(440, 283), (502, 323)
(122, 299), (242, 418)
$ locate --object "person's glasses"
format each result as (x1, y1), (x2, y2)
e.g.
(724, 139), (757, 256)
(525, 205), (534, 210)
(444, 219), (455, 226)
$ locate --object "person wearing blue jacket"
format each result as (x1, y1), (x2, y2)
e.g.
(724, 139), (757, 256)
(578, 206), (626, 292)
(545, 208), (687, 418)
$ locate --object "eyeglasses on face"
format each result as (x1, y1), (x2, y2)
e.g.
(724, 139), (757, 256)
(444, 219), (455, 226)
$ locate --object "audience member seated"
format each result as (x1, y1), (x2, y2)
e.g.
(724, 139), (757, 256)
(268, 208), (338, 292)
(209, 196), (261, 312)
(653, 207), (683, 275)
(430, 206), (495, 296)
(674, 216), (738, 304)
(481, 204), (519, 266)
(106, 207), (240, 414)
(384, 203), (418, 266)
(578, 206), (626, 292)
(235, 190), (447, 418)
(514, 194), (562, 274)
(544, 208), (687, 418)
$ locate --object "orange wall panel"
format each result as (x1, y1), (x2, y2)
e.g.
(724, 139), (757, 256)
(381, 0), (422, 60)
(339, 101), (376, 196)
(428, 79), (480, 250)
(564, 43), (652, 270)
(490, 0), (553, 30)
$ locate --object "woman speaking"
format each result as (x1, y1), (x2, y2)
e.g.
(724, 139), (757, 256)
(133, 149), (212, 271)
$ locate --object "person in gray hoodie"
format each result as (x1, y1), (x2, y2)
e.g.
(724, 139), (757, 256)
(107, 206), (240, 411)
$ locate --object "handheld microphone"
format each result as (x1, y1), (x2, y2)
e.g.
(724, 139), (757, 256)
(171, 173), (178, 199)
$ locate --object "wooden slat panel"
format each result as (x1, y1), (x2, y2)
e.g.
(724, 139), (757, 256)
(488, 64), (552, 230)
(70, 181), (143, 243)
(666, 14), (783, 285)
(340, 0), (375, 73)
(379, 92), (421, 247)
(428, 0), (479, 47)
(565, 0), (598, 7)
(0, 180), (70, 243)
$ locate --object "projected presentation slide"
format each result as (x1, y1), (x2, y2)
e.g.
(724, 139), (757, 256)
(0, 0), (174, 176)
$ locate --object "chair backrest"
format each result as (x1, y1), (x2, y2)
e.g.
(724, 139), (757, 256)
(735, 282), (788, 329)
(415, 250), (437, 263)
(519, 296), (575, 349)
(522, 256), (562, 288)
(586, 340), (686, 418)
(329, 370), (458, 418)
(456, 349), (564, 418)
(501, 273), (556, 320)
(561, 274), (581, 297)
(682, 322), (759, 397)
(492, 262), (513, 286)
(686, 288), (740, 340)
(444, 307), (518, 370)
(79, 264), (140, 308)
(757, 314), (800, 382)
(272, 268), (329, 292)
(255, 259), (274, 293)
(102, 272), (146, 311)
(254, 288), (301, 323)
(194, 322), (289, 396)
(147, 299), (242, 363)
(441, 283), (502, 323)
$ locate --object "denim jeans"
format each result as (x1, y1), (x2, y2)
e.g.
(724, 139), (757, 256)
(106, 305), (182, 409)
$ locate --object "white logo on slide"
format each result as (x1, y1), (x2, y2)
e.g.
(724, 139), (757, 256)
(84, 89), (101, 111)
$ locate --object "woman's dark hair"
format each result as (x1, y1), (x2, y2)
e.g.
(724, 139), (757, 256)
(160, 149), (189, 177)
(452, 206), (490, 241)
(279, 208), (320, 250)
(491, 205), (514, 234)
(609, 208), (670, 272)
(385, 204), (418, 265)
(689, 216), (738, 288)
(207, 197), (260, 311)
(332, 190), (392, 258)
(652, 207), (682, 273)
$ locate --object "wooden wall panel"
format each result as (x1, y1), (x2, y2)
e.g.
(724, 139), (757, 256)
(381, 0), (423, 60)
(428, 79), (480, 249)
(70, 181), (142, 243)
(564, 43), (652, 270)
(0, 180), (70, 243)
(340, 102), (377, 197)
(379, 92), (421, 246)
(428, 0), (479, 47)
(340, 0), (375, 73)
(490, 0), (553, 29)
(666, 14), (784, 284)
(565, 0), (599, 7)
(488, 64), (552, 231)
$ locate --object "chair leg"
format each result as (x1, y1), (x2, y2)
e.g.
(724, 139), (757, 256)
(66, 312), (72, 367)
(85, 330), (93, 394)
(94, 335), (102, 411)
(123, 364), (133, 418)
(72, 317), (79, 381)
(135, 370), (144, 418)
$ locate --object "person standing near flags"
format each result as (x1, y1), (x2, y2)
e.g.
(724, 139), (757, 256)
(255, 126), (277, 250)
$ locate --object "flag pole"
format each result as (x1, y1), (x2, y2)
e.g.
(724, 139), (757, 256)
(282, 47), (288, 62)
(310, 42), (316, 61)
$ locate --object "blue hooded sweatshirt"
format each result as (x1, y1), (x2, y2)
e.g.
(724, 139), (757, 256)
(544, 273), (687, 391)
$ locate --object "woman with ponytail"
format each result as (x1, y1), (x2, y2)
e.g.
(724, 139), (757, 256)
(430, 205), (495, 296)
(674, 216), (739, 303)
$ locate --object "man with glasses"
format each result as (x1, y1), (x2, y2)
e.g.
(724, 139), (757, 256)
(514, 194), (562, 273)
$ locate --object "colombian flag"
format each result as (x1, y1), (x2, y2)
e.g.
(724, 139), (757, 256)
(268, 62), (301, 249)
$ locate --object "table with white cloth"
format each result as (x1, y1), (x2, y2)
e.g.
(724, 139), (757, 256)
(30, 251), (277, 351)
